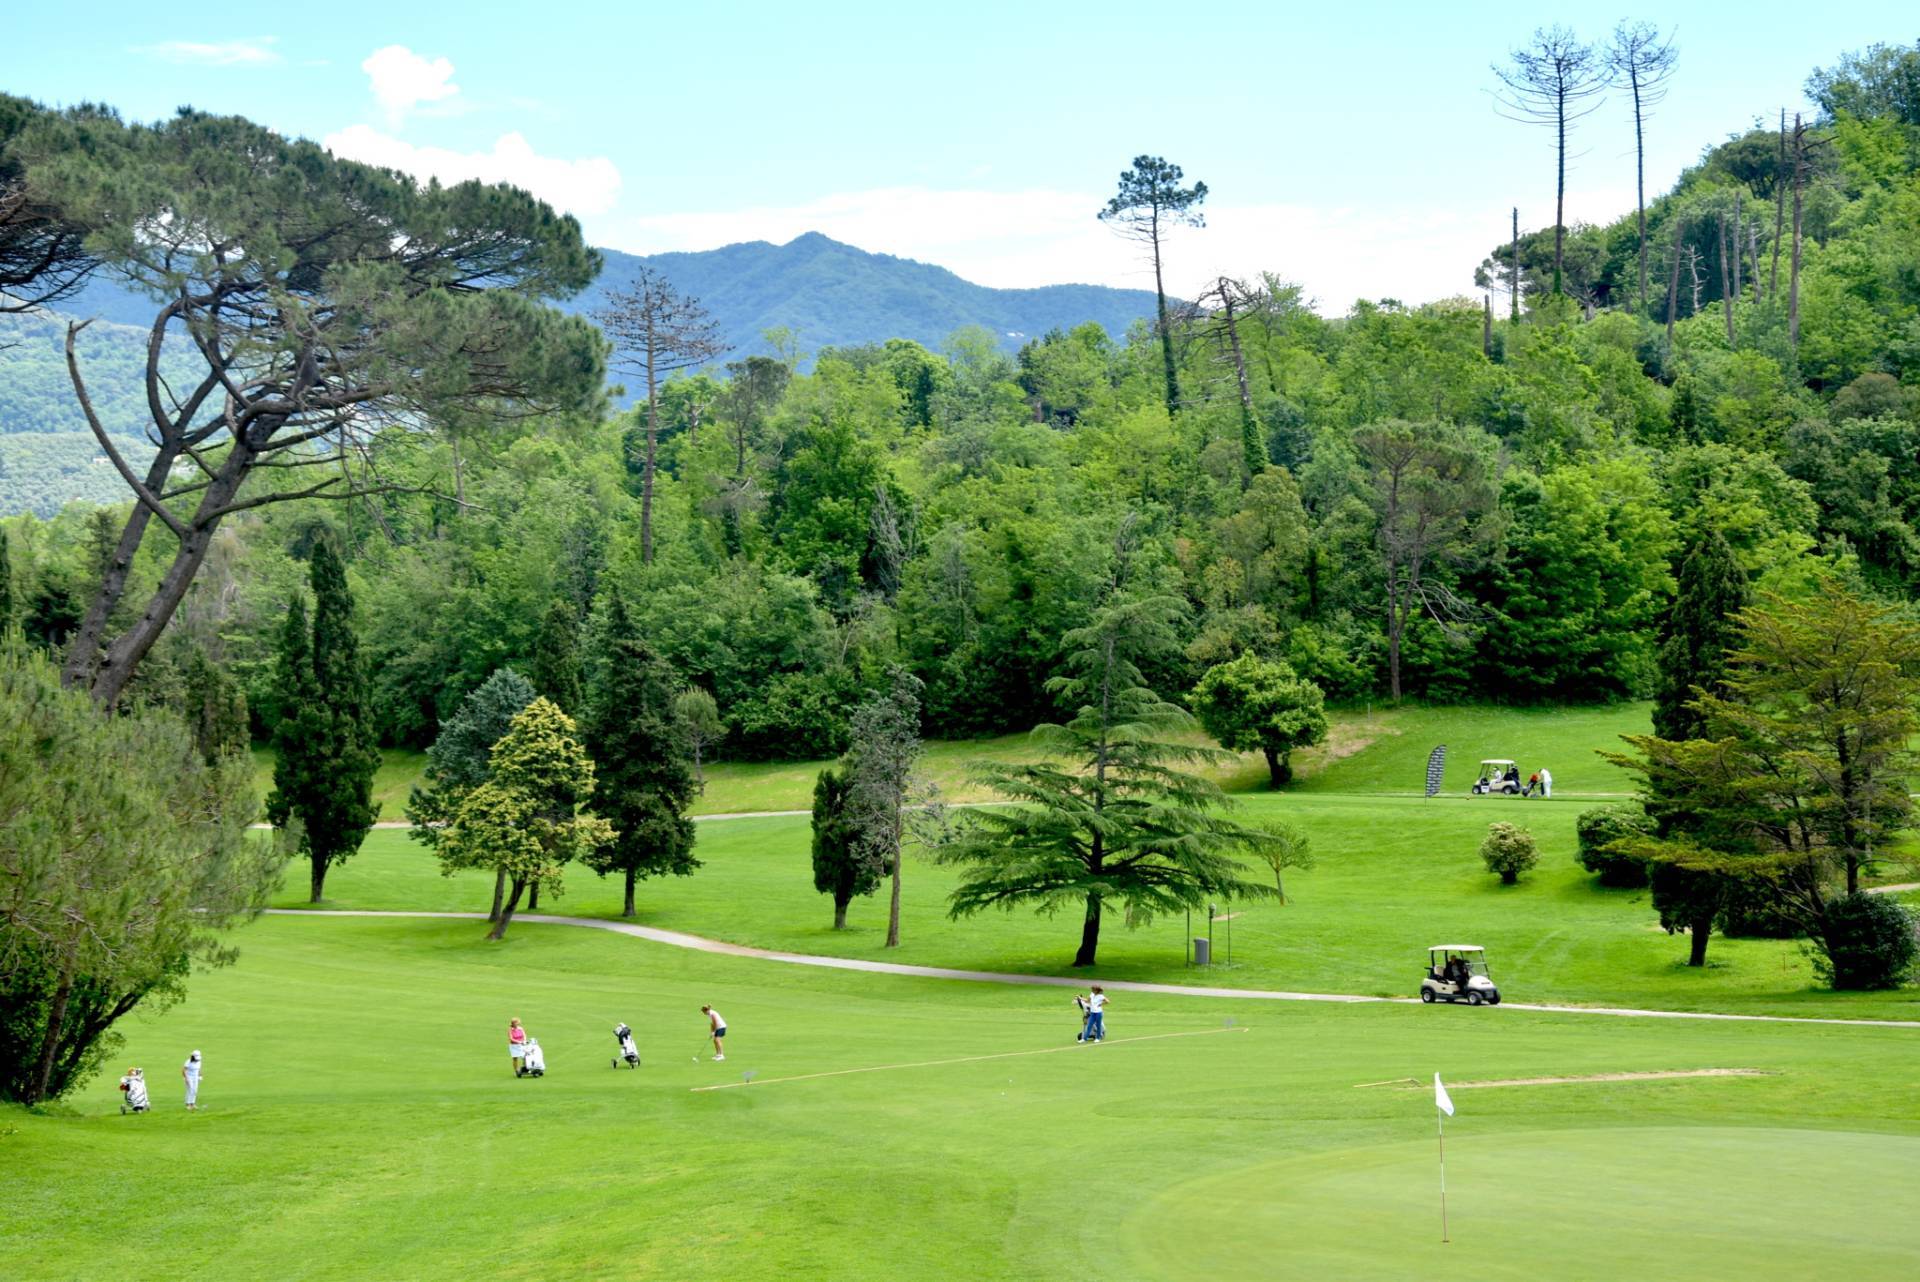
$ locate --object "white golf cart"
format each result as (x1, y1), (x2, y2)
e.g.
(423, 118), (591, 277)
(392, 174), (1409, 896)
(1471, 760), (1522, 795)
(1420, 945), (1501, 1006)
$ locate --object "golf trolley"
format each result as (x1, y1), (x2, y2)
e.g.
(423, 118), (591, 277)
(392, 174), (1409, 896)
(612, 1022), (641, 1069)
(1420, 945), (1501, 1006)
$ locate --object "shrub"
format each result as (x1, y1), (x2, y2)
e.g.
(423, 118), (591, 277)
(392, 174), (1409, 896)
(1718, 879), (1805, 939)
(1480, 822), (1539, 885)
(1812, 893), (1918, 990)
(1574, 806), (1652, 888)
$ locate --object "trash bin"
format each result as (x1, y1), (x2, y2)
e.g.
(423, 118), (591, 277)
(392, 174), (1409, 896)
(1192, 937), (1212, 966)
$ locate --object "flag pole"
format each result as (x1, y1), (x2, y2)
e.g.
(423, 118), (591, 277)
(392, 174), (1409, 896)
(1438, 1107), (1449, 1244)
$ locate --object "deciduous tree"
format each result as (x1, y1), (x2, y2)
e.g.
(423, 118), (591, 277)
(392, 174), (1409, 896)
(435, 698), (612, 941)
(844, 667), (924, 948)
(1190, 653), (1328, 788)
(0, 642), (274, 1105)
(406, 667), (537, 920)
(674, 687), (724, 788)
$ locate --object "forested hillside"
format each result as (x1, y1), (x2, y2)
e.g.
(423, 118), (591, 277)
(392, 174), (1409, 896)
(4, 39), (1919, 759)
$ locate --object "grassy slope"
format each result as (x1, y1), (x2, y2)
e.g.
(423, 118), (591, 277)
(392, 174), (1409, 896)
(8, 917), (1919, 1280)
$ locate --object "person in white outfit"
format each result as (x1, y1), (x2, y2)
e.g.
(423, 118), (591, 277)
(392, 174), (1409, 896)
(182, 1050), (202, 1110)
(1539, 767), (1553, 798)
(702, 1005), (727, 1061)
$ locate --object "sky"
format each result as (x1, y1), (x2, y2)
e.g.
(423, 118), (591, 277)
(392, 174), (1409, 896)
(3, 1), (1914, 310)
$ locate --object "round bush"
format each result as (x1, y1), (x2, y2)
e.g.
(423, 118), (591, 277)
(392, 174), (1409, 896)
(1480, 822), (1539, 885)
(1814, 893), (1919, 990)
(1574, 806), (1652, 888)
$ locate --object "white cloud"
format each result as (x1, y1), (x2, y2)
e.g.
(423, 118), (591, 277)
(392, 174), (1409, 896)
(323, 124), (621, 217)
(138, 37), (280, 67)
(594, 182), (1646, 314)
(361, 45), (460, 125)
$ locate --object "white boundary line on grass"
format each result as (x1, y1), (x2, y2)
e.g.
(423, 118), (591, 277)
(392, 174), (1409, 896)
(261, 911), (1920, 1030)
(689, 1026), (1250, 1092)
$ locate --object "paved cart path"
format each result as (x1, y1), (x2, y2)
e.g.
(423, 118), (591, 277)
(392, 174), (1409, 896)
(264, 909), (1920, 1030)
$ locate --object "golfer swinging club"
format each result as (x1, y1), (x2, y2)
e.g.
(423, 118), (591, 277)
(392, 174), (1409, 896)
(701, 1004), (727, 1061)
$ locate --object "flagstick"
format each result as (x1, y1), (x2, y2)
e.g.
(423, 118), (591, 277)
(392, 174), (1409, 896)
(1438, 1107), (1449, 1244)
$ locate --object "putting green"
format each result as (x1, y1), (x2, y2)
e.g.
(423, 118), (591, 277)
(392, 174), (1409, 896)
(1125, 1126), (1920, 1280)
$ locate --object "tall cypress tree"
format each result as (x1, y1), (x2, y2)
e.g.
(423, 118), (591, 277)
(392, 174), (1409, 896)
(267, 540), (381, 902)
(530, 598), (583, 713)
(580, 595), (698, 917)
(1652, 524), (1749, 741)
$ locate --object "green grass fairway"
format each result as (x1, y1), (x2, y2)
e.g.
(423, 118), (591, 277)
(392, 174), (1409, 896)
(276, 790), (1920, 1023)
(1129, 1127), (1920, 1281)
(10, 916), (1920, 1280)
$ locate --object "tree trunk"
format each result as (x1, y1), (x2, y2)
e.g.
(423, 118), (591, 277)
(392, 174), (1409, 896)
(1509, 207), (1520, 320)
(489, 868), (505, 923)
(622, 867), (637, 919)
(1665, 215), (1685, 351)
(1632, 73), (1649, 312)
(884, 846), (902, 948)
(1553, 93), (1567, 295)
(1152, 223), (1180, 417)
(26, 970), (75, 1105)
(641, 354), (659, 565)
(1263, 746), (1287, 790)
(70, 442), (258, 707)
(1718, 214), (1737, 349)
(488, 877), (528, 941)
(309, 856), (328, 904)
(1501, 869), (1518, 885)
(527, 880), (540, 911)
(1788, 114), (1806, 356)
(1770, 109), (1786, 301)
(1073, 892), (1103, 968)
(1385, 567), (1404, 701)
(1482, 295), (1492, 357)
(1687, 912), (1712, 967)
(1730, 191), (1744, 306)
(833, 894), (849, 931)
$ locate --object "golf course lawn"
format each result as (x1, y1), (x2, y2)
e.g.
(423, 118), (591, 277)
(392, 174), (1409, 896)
(9, 917), (1920, 1280)
(273, 790), (1920, 1022)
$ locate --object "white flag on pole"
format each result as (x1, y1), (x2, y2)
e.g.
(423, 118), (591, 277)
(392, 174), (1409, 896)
(1434, 1072), (1455, 1117)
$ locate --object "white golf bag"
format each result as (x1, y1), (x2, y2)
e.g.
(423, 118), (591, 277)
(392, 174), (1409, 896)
(520, 1038), (546, 1077)
(119, 1071), (149, 1113)
(613, 1022), (640, 1069)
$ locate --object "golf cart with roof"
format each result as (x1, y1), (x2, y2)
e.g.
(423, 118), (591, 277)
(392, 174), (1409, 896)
(1471, 759), (1522, 795)
(1421, 945), (1501, 1006)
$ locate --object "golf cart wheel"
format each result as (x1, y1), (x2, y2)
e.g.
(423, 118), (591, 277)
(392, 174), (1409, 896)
(1419, 989), (1435, 1003)
(1467, 991), (1484, 1006)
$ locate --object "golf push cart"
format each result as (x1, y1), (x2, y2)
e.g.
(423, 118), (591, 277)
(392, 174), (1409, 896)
(1420, 945), (1501, 1006)
(1471, 760), (1522, 795)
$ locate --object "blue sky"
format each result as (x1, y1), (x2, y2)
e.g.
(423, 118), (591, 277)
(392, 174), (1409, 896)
(3, 1), (1913, 307)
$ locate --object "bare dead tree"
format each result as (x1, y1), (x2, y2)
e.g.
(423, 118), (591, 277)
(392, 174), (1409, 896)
(1685, 243), (1704, 317)
(1483, 295), (1493, 356)
(1493, 26), (1607, 297)
(1788, 113), (1812, 355)
(1748, 222), (1764, 304)
(1770, 109), (1788, 301)
(1665, 212), (1687, 350)
(1505, 208), (1520, 320)
(1605, 22), (1679, 314)
(1718, 211), (1737, 348)
(597, 268), (729, 563)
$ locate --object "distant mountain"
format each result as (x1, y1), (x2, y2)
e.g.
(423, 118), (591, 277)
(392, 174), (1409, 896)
(1, 233), (1157, 514)
(50, 232), (1159, 361)
(579, 233), (1158, 362)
